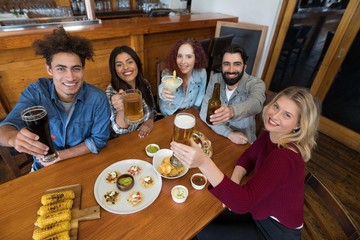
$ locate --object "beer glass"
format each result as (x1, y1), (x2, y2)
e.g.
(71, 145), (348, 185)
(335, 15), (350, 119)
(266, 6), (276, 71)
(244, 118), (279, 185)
(172, 113), (196, 145)
(21, 106), (58, 162)
(123, 89), (144, 124)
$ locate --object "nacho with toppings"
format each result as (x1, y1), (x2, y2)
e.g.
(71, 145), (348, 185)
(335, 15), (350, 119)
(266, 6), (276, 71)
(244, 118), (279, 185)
(127, 191), (143, 207)
(105, 171), (120, 184)
(103, 190), (120, 205)
(127, 165), (142, 176)
(141, 176), (155, 188)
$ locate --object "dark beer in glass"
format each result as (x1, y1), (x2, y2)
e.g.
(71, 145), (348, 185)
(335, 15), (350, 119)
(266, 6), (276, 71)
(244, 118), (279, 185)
(21, 106), (58, 162)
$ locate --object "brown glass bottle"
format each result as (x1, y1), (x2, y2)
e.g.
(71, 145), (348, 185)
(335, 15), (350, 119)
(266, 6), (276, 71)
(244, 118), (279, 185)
(206, 83), (221, 125)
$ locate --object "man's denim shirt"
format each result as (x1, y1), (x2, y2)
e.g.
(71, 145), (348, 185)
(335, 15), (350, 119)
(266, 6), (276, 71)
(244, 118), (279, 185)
(0, 78), (110, 170)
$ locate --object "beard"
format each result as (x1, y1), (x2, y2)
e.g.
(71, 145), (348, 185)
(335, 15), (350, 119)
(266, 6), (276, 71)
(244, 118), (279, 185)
(221, 70), (244, 86)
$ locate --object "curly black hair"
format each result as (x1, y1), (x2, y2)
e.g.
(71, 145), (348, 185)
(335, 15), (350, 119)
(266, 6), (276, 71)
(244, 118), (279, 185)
(32, 26), (94, 67)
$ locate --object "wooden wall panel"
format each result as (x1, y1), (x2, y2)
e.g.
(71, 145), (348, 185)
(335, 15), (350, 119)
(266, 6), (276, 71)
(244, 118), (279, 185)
(85, 37), (130, 90)
(0, 37), (130, 115)
(0, 14), (238, 118)
(0, 105), (5, 120)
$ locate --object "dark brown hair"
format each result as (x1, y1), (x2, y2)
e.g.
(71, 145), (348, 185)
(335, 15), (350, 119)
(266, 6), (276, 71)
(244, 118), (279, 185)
(32, 26), (94, 67)
(221, 44), (248, 65)
(108, 45), (154, 109)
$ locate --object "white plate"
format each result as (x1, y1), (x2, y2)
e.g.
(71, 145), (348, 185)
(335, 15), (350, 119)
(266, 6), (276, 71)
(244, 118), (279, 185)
(94, 159), (162, 214)
(152, 149), (189, 179)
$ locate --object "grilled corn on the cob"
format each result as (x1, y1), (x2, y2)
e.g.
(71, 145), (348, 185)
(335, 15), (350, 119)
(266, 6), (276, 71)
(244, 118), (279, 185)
(41, 190), (75, 205)
(33, 221), (71, 240)
(35, 209), (72, 228)
(42, 231), (70, 240)
(38, 200), (73, 216)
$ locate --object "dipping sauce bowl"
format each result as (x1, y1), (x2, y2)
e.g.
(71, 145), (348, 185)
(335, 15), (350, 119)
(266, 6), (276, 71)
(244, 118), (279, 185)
(190, 173), (207, 190)
(145, 144), (160, 157)
(171, 185), (188, 203)
(116, 174), (135, 191)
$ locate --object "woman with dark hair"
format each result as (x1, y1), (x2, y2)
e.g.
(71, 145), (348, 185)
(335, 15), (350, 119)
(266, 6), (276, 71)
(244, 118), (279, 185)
(106, 46), (157, 138)
(159, 38), (208, 116)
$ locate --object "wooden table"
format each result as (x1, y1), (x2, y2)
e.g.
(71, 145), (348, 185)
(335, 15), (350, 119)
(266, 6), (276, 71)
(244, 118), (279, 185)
(0, 109), (249, 239)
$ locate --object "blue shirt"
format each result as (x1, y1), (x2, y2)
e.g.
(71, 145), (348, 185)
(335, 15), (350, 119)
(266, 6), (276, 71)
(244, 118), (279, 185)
(158, 68), (207, 116)
(0, 78), (110, 170)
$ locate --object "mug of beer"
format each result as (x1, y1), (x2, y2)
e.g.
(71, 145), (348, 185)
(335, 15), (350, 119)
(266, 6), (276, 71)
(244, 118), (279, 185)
(21, 106), (58, 162)
(123, 89), (144, 124)
(173, 113), (196, 145)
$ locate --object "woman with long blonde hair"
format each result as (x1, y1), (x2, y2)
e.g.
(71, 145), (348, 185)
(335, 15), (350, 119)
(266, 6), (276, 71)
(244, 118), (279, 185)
(171, 86), (320, 239)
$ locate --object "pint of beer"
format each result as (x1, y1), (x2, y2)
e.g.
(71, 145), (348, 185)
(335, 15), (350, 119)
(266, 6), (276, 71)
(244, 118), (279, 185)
(123, 89), (144, 124)
(21, 106), (58, 162)
(173, 113), (196, 145)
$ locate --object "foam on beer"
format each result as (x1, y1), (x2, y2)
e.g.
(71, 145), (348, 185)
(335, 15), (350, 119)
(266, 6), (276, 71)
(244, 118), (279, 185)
(174, 114), (195, 129)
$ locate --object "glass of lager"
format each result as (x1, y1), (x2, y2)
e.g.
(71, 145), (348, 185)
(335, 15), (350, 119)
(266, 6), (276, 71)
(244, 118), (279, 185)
(21, 106), (58, 162)
(123, 89), (144, 124)
(171, 113), (196, 167)
(173, 113), (196, 145)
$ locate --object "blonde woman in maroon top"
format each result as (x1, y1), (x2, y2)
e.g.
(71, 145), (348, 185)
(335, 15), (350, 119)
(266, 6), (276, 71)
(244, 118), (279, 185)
(171, 86), (320, 239)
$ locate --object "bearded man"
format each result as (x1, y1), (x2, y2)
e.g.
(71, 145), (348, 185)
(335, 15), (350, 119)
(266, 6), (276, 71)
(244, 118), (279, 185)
(200, 45), (265, 144)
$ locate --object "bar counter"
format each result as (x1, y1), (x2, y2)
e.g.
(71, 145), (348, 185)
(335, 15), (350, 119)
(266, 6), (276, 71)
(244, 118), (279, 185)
(0, 13), (238, 119)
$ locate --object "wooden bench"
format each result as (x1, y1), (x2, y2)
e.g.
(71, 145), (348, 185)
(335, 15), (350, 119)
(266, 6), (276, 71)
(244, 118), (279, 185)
(303, 172), (360, 239)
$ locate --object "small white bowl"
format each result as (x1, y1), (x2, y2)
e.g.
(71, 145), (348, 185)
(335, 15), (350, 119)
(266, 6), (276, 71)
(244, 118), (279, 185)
(190, 173), (207, 190)
(145, 144), (160, 157)
(152, 149), (189, 179)
(171, 185), (188, 203)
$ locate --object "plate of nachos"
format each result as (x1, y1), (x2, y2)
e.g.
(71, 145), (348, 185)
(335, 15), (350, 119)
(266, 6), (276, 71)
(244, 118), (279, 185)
(94, 159), (162, 214)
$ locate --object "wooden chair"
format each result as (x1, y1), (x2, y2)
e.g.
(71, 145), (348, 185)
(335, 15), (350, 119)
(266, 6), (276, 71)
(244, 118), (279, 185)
(155, 59), (166, 120)
(255, 91), (276, 137)
(0, 146), (33, 179)
(310, 31), (335, 81)
(207, 34), (234, 79)
(276, 25), (312, 86)
(199, 38), (212, 66)
(291, 25), (312, 73)
(303, 172), (360, 240)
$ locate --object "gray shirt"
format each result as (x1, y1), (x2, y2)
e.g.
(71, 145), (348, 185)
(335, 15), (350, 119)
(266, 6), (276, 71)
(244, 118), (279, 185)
(200, 72), (265, 143)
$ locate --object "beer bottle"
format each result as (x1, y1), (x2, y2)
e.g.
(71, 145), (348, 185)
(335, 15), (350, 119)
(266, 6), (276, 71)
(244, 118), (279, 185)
(206, 83), (221, 125)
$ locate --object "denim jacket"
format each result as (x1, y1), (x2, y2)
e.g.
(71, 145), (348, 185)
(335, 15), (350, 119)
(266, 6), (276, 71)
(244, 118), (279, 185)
(200, 72), (265, 143)
(159, 68), (207, 116)
(0, 78), (110, 170)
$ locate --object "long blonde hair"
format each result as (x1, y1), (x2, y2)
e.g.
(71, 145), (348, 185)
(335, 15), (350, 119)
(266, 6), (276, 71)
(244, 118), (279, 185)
(262, 87), (321, 162)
